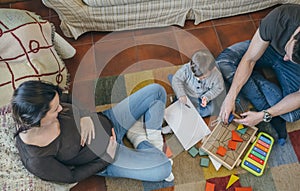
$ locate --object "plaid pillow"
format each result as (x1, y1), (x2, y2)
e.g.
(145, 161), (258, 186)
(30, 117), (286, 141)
(0, 9), (69, 107)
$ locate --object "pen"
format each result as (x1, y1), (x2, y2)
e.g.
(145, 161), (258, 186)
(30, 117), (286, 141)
(184, 104), (191, 108)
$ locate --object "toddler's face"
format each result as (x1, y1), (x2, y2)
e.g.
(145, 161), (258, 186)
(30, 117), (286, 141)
(190, 60), (211, 80)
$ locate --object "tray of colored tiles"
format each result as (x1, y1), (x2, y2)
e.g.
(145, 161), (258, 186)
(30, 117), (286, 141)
(201, 117), (258, 170)
(241, 132), (274, 176)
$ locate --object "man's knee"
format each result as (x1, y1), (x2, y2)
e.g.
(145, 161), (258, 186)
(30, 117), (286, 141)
(216, 40), (250, 81)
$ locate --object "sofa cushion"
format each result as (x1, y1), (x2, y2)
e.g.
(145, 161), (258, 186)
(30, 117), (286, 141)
(0, 9), (69, 108)
(83, 0), (151, 7)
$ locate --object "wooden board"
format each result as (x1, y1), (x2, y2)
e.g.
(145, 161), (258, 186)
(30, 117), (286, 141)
(201, 120), (258, 170)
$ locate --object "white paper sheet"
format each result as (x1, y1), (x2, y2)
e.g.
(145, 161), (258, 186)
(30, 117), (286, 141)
(164, 98), (211, 150)
(209, 155), (222, 171)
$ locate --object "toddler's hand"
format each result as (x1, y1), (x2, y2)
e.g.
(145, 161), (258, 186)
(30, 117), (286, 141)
(178, 96), (187, 104)
(201, 96), (207, 107)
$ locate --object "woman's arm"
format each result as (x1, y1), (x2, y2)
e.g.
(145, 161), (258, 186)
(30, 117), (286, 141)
(25, 156), (110, 183)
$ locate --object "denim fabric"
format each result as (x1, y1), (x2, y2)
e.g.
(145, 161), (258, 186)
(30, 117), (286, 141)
(216, 40), (300, 123)
(98, 84), (171, 181)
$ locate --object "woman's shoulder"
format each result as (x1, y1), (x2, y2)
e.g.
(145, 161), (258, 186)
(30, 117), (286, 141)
(17, 120), (61, 148)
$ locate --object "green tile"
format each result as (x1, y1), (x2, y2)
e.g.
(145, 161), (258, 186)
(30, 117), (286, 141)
(200, 158), (210, 167)
(188, 146), (199, 157)
(95, 75), (127, 106)
(199, 148), (208, 156)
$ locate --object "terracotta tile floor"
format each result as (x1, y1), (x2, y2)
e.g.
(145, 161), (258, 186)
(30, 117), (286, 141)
(0, 1), (278, 191)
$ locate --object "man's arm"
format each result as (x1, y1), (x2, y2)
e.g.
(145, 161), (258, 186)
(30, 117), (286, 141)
(267, 90), (300, 117)
(220, 29), (270, 123)
(235, 90), (300, 126)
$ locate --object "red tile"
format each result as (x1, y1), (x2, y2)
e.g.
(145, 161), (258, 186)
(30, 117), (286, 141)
(91, 31), (109, 44)
(250, 6), (278, 21)
(289, 130), (300, 162)
(177, 20), (212, 30)
(178, 27), (222, 59)
(207, 175), (241, 191)
(11, 0), (49, 18)
(94, 37), (138, 77)
(65, 44), (96, 82)
(135, 30), (182, 68)
(212, 14), (251, 26)
(71, 80), (97, 111)
(93, 30), (134, 44)
(134, 26), (174, 36)
(215, 21), (256, 49)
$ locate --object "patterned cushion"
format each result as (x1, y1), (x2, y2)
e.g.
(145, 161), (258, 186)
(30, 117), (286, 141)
(0, 9), (69, 108)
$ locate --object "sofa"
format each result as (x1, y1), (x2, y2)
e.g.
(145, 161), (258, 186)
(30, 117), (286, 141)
(42, 0), (299, 39)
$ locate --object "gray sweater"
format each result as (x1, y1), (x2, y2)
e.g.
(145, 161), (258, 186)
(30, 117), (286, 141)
(172, 63), (224, 103)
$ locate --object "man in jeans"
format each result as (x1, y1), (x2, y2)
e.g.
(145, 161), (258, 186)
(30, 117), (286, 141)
(216, 4), (300, 145)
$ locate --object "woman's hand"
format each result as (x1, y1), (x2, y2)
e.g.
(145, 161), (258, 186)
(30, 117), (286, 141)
(80, 116), (95, 146)
(178, 96), (187, 104)
(234, 111), (263, 127)
(106, 128), (117, 159)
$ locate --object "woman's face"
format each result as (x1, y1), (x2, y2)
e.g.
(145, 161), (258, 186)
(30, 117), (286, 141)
(40, 93), (62, 127)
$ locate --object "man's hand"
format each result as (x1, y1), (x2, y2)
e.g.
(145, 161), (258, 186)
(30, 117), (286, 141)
(234, 111), (264, 127)
(219, 95), (236, 124)
(80, 116), (95, 146)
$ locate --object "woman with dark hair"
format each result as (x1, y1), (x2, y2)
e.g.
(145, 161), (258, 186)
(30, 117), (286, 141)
(11, 80), (173, 183)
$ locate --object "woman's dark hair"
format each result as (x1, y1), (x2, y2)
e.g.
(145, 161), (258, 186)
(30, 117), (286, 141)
(292, 32), (300, 64)
(11, 80), (62, 137)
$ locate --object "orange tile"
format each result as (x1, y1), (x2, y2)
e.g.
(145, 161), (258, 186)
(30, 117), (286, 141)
(165, 146), (173, 158)
(205, 181), (216, 191)
(216, 146), (227, 157)
(231, 130), (243, 142)
(235, 187), (253, 191)
(228, 140), (238, 150)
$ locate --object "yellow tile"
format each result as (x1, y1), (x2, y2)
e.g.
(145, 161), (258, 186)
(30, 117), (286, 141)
(124, 70), (154, 95)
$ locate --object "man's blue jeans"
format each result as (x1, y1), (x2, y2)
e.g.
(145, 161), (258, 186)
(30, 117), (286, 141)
(216, 40), (300, 138)
(97, 84), (172, 181)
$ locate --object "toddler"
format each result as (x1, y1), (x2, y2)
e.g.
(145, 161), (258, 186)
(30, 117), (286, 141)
(163, 50), (225, 134)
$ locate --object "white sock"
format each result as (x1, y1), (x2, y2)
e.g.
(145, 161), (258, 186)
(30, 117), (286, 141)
(165, 172), (174, 182)
(146, 129), (164, 151)
(161, 125), (173, 134)
(126, 117), (147, 148)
